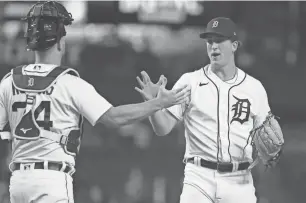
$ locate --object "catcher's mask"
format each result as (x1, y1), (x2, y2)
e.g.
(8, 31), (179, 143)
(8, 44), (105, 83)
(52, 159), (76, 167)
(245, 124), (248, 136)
(22, 1), (74, 51)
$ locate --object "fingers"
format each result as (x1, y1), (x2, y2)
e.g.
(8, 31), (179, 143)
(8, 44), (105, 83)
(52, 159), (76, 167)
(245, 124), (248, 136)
(176, 94), (191, 105)
(160, 76), (168, 88)
(157, 75), (163, 85)
(161, 76), (167, 87)
(176, 90), (191, 104)
(135, 86), (145, 97)
(157, 75), (167, 86)
(141, 71), (151, 84)
(136, 76), (145, 88)
(135, 86), (142, 93)
(135, 87), (150, 101)
(157, 84), (190, 108)
(174, 85), (187, 94)
(174, 85), (190, 95)
(174, 85), (191, 103)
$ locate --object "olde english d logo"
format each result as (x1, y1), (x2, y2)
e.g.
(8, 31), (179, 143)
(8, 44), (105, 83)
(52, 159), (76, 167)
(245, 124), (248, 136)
(231, 95), (251, 124)
(212, 21), (219, 28)
(28, 77), (34, 87)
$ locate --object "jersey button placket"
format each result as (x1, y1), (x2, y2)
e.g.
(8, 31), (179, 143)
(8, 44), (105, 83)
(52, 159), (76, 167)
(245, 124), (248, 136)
(219, 87), (230, 162)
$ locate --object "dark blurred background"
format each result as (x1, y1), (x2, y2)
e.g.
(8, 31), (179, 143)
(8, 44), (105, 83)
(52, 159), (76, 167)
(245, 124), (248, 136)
(0, 1), (305, 203)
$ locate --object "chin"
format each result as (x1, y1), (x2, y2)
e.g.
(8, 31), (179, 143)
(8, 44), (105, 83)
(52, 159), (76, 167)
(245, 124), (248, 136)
(210, 61), (222, 68)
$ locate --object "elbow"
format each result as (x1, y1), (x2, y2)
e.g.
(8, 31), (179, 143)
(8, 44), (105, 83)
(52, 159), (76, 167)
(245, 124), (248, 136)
(155, 131), (168, 136)
(97, 120), (120, 129)
(108, 122), (121, 129)
(153, 127), (172, 137)
(96, 113), (125, 129)
(150, 119), (176, 136)
(108, 117), (126, 129)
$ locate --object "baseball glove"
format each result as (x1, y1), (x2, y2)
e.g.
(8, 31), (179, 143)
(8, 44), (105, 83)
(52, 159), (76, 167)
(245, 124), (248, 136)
(250, 112), (284, 168)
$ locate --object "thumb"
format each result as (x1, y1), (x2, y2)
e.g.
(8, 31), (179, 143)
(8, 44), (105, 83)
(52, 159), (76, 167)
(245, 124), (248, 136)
(160, 76), (168, 88)
(157, 75), (164, 85)
(157, 85), (165, 96)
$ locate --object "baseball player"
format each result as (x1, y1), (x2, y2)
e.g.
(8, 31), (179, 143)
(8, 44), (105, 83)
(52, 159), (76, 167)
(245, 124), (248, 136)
(135, 17), (284, 203)
(0, 2), (191, 203)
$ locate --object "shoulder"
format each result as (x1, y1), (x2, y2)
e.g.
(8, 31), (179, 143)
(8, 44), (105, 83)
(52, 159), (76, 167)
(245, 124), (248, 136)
(0, 72), (12, 99)
(177, 67), (205, 83)
(0, 72), (12, 88)
(189, 68), (204, 79)
(56, 66), (80, 77)
(242, 70), (267, 94)
(57, 74), (93, 90)
(56, 75), (99, 107)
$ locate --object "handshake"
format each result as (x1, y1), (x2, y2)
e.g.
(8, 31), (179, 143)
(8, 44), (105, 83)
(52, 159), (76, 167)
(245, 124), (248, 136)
(135, 71), (191, 109)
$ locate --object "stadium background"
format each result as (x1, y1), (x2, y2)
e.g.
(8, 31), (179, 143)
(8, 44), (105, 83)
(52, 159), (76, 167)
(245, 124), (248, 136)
(0, 1), (306, 203)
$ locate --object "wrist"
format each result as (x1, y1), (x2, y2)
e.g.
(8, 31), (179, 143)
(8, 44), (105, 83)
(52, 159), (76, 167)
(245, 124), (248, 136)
(145, 96), (154, 101)
(150, 97), (164, 110)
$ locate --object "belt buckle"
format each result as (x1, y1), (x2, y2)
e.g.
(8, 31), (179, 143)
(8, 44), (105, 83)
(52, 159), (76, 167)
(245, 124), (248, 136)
(24, 164), (32, 171)
(216, 162), (223, 172)
(216, 162), (230, 173)
(21, 163), (35, 171)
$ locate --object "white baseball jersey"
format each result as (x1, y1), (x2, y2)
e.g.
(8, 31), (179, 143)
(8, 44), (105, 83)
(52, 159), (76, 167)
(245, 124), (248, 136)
(166, 65), (270, 163)
(0, 64), (112, 167)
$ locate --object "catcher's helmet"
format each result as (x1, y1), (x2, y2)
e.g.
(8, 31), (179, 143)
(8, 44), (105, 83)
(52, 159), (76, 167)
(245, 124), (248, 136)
(22, 1), (74, 51)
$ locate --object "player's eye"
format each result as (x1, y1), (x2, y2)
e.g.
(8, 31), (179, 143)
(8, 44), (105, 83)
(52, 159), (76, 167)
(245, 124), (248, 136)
(206, 37), (228, 44)
(215, 37), (227, 43)
(206, 39), (213, 45)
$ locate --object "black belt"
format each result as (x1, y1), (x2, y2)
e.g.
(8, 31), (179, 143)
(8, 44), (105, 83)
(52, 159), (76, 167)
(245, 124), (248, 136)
(13, 162), (73, 174)
(186, 158), (250, 173)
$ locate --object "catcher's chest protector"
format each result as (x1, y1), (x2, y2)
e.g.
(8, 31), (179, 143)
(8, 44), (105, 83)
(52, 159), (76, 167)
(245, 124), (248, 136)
(11, 65), (83, 157)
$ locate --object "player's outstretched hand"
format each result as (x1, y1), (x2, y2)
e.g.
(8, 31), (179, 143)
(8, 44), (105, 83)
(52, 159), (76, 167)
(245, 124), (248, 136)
(156, 79), (191, 109)
(135, 71), (165, 101)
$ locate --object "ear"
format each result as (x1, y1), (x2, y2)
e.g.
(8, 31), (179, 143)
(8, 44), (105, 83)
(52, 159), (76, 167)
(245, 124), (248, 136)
(57, 36), (66, 52)
(232, 41), (238, 52)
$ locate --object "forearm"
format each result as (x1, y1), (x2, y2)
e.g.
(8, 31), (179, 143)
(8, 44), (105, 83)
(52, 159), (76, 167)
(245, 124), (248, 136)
(149, 109), (177, 136)
(97, 98), (164, 128)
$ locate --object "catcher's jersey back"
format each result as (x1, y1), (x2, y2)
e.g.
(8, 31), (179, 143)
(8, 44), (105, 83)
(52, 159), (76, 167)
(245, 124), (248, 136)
(0, 64), (112, 166)
(167, 65), (270, 163)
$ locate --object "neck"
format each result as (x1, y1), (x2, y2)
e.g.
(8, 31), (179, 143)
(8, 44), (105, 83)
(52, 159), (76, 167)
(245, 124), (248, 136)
(211, 59), (237, 81)
(35, 52), (62, 66)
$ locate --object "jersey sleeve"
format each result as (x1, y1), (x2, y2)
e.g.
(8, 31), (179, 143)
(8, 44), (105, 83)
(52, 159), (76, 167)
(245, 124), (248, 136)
(70, 77), (113, 126)
(253, 82), (271, 128)
(165, 73), (190, 121)
(0, 77), (9, 138)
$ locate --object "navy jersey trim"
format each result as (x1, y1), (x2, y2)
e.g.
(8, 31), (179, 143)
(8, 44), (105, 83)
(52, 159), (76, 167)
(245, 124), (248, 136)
(203, 67), (221, 163)
(227, 71), (247, 163)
